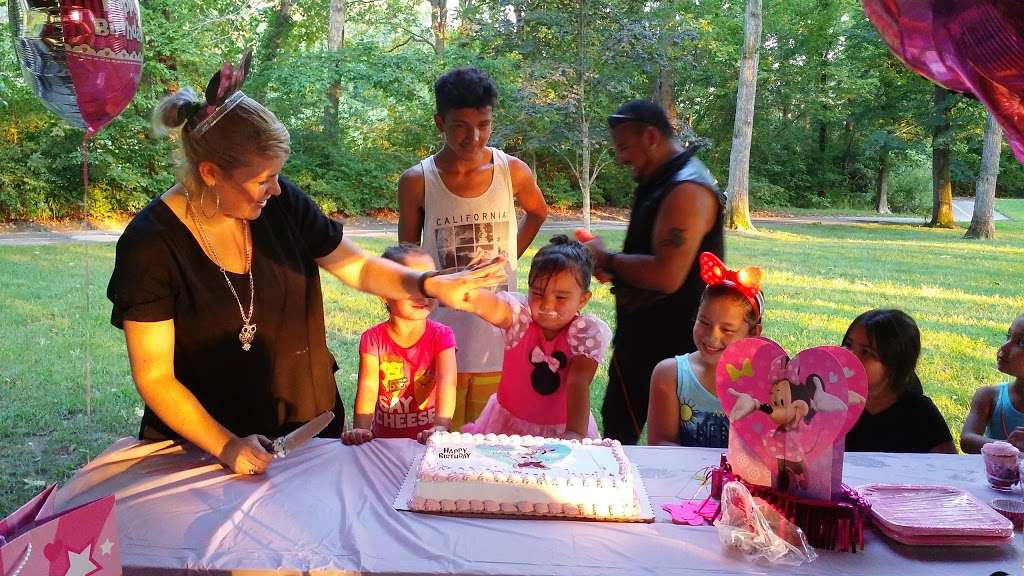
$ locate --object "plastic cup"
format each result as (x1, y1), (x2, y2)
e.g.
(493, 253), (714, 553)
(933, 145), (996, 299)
(990, 498), (1024, 530)
(981, 441), (1020, 491)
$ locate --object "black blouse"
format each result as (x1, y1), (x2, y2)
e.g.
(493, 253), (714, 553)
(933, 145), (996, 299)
(845, 391), (953, 453)
(107, 177), (345, 440)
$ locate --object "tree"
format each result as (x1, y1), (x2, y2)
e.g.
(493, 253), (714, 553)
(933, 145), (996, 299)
(876, 144), (891, 214)
(323, 0), (347, 139)
(929, 86), (956, 228)
(5, 0), (1024, 220)
(261, 1), (295, 69)
(649, 33), (677, 128)
(573, 0), (595, 230)
(724, 0), (762, 231)
(965, 111), (1003, 239)
(480, 0), (663, 228)
(429, 0), (449, 56)
(380, 0), (450, 56)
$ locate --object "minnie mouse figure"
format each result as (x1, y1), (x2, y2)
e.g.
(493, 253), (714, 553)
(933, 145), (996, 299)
(729, 356), (848, 492)
(515, 445), (558, 468)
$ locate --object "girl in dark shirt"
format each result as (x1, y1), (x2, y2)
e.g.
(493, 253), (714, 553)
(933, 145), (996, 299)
(107, 55), (504, 477)
(841, 309), (956, 454)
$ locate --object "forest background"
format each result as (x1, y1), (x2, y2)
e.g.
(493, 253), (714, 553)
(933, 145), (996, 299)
(1, 0), (1022, 223)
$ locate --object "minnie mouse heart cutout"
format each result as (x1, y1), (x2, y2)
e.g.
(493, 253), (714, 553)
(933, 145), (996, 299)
(716, 338), (866, 496)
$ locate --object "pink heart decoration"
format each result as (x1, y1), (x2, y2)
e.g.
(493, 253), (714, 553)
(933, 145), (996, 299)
(821, 346), (868, 436)
(716, 338), (853, 469)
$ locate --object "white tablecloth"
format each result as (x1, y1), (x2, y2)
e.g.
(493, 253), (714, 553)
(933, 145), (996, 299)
(53, 438), (1023, 575)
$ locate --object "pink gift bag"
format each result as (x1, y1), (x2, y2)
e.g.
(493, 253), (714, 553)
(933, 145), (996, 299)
(0, 484), (120, 575)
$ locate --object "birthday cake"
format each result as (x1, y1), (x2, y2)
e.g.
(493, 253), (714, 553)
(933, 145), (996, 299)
(409, 432), (640, 519)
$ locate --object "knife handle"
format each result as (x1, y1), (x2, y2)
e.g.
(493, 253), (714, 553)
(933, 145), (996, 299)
(256, 436), (279, 456)
(271, 437), (287, 458)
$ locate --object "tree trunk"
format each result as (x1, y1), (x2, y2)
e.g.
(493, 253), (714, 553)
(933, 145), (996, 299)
(581, 118), (591, 231)
(262, 0), (293, 66)
(965, 112), (1003, 239)
(323, 0), (346, 139)
(815, 0), (832, 199)
(817, 70), (828, 198)
(253, 0), (293, 99)
(457, 0), (473, 35)
(875, 147), (891, 214)
(724, 0), (762, 231)
(650, 32), (677, 130)
(650, 74), (677, 131)
(843, 118), (856, 173)
(430, 0), (448, 57)
(578, 0), (591, 231)
(929, 86), (956, 228)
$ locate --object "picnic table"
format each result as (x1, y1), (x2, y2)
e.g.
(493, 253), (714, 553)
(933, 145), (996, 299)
(53, 438), (1022, 575)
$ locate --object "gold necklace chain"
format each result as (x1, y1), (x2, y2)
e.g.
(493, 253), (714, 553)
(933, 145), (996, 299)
(185, 191), (257, 351)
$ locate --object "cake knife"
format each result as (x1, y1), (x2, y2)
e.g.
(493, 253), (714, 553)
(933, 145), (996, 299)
(270, 410), (335, 457)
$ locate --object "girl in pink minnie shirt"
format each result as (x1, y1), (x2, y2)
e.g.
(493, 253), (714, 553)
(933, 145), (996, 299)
(453, 235), (611, 440)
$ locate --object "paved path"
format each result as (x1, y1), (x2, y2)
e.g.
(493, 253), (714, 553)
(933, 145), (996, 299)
(0, 197), (1007, 246)
(752, 197), (1006, 227)
(0, 220), (629, 246)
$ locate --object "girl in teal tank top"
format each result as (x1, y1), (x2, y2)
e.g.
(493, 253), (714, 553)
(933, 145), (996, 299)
(647, 253), (765, 447)
(960, 314), (1024, 453)
(986, 383), (1024, 440)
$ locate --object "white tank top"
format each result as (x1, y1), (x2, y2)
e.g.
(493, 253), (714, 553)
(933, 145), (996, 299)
(421, 148), (518, 372)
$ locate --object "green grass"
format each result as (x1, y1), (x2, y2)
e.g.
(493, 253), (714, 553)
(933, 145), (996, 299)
(2, 200), (1023, 515)
(754, 206), (927, 219)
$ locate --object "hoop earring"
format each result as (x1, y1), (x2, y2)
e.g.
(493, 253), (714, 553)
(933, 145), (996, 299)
(199, 187), (220, 219)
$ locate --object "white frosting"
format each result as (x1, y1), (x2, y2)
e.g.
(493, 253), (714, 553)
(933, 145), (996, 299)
(410, 432), (638, 519)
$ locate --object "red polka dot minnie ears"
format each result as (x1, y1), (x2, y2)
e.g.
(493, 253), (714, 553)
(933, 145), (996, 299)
(699, 252), (765, 323)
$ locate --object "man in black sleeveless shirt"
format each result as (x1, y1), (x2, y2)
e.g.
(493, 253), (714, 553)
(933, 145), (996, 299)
(580, 100), (725, 444)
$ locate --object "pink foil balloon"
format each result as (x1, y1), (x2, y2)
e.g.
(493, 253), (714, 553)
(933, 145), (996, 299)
(9, 0), (144, 135)
(863, 0), (1024, 163)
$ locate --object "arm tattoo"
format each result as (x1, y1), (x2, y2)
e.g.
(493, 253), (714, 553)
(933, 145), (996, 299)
(658, 227), (685, 249)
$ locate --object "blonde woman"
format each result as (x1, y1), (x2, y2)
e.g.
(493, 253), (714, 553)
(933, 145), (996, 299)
(107, 54), (502, 476)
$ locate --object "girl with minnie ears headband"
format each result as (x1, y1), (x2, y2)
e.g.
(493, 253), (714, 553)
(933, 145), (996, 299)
(647, 252), (765, 447)
(449, 235), (612, 440)
(109, 50), (506, 478)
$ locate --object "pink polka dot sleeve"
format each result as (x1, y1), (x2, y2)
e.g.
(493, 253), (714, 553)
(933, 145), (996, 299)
(496, 291), (533, 349)
(567, 314), (612, 364)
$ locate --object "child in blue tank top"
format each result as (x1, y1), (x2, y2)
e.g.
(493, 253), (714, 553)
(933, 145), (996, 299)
(647, 253), (765, 447)
(961, 313), (1024, 453)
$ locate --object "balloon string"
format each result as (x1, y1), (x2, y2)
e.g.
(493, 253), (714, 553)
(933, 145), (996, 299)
(82, 135), (92, 418)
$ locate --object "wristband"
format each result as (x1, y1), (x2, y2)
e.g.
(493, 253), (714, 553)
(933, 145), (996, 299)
(417, 270), (439, 298)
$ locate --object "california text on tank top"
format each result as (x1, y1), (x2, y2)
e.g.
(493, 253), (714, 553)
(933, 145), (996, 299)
(420, 147), (518, 372)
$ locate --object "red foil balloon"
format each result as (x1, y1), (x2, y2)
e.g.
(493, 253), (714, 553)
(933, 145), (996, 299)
(863, 0), (1024, 164)
(9, 0), (144, 135)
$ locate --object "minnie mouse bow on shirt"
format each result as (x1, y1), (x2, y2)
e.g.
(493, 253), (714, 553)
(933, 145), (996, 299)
(530, 346), (560, 373)
(699, 252), (764, 322)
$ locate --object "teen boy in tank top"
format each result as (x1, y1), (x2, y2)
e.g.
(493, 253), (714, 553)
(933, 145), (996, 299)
(398, 67), (549, 430)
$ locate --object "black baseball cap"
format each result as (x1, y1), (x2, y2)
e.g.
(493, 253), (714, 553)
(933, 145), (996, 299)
(607, 100), (674, 137)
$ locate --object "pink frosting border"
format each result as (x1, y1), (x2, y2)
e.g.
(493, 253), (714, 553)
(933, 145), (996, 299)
(409, 495), (638, 519)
